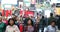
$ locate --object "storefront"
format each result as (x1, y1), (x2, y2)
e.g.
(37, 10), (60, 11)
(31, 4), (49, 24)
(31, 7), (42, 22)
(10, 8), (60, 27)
(1, 0), (18, 16)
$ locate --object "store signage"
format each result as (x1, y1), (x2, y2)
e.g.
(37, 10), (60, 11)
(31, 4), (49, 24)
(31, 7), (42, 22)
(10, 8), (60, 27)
(23, 0), (31, 7)
(20, 11), (34, 17)
(55, 8), (60, 15)
(1, 0), (18, 5)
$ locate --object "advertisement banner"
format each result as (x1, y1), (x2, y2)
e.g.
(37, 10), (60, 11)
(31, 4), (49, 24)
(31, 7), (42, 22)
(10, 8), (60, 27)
(20, 11), (34, 17)
(1, 0), (18, 9)
(5, 10), (12, 17)
(23, 0), (31, 7)
(2, 10), (4, 16)
(55, 8), (60, 15)
(1, 0), (18, 5)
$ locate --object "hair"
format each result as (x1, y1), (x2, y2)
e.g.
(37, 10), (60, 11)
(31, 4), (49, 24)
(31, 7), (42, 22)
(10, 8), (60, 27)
(26, 18), (33, 26)
(8, 18), (15, 25)
(50, 20), (56, 25)
(50, 13), (53, 17)
(42, 16), (44, 18)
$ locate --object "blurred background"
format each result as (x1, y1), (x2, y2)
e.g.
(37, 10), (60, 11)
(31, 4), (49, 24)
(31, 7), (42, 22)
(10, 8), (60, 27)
(0, 0), (60, 32)
(0, 0), (60, 17)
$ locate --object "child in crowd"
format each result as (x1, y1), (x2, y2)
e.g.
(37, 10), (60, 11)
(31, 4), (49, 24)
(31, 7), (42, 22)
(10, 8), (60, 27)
(5, 18), (20, 32)
(24, 18), (34, 32)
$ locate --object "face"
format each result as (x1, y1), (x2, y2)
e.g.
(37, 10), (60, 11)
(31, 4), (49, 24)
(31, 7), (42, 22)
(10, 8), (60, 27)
(27, 20), (31, 25)
(36, 19), (39, 23)
(51, 22), (55, 27)
(9, 20), (14, 26)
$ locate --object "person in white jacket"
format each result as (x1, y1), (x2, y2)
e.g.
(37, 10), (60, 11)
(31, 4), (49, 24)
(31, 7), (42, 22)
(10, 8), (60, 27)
(45, 20), (58, 32)
(5, 18), (20, 32)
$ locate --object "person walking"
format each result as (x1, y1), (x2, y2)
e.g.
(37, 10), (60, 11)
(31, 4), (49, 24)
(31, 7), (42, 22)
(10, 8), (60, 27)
(46, 20), (58, 32)
(39, 16), (47, 32)
(5, 18), (20, 32)
(24, 19), (34, 32)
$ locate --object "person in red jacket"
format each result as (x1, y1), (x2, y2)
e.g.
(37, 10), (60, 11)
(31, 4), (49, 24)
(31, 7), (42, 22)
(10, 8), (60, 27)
(19, 23), (23, 32)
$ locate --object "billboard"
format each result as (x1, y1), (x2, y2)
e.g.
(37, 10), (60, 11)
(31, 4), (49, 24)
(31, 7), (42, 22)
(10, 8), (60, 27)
(56, 0), (60, 3)
(20, 11), (34, 17)
(23, 0), (31, 7)
(50, 0), (60, 4)
(1, 0), (18, 5)
(4, 4), (12, 10)
(55, 8), (60, 15)
(1, 0), (18, 9)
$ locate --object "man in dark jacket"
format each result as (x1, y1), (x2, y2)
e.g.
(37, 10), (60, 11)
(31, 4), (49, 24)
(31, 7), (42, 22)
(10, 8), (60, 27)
(39, 16), (47, 32)
(48, 13), (55, 25)
(24, 17), (30, 26)
(56, 16), (60, 30)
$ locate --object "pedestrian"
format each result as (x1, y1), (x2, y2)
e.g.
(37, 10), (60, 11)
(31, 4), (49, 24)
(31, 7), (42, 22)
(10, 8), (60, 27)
(46, 20), (58, 32)
(15, 17), (24, 32)
(48, 13), (55, 25)
(56, 16), (60, 30)
(0, 16), (6, 32)
(39, 16), (47, 32)
(5, 18), (20, 32)
(24, 17), (30, 26)
(24, 19), (34, 32)
(34, 18), (40, 32)
(15, 17), (20, 26)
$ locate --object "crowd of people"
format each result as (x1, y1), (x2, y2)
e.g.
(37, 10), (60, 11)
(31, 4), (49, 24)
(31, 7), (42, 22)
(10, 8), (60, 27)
(0, 13), (60, 32)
